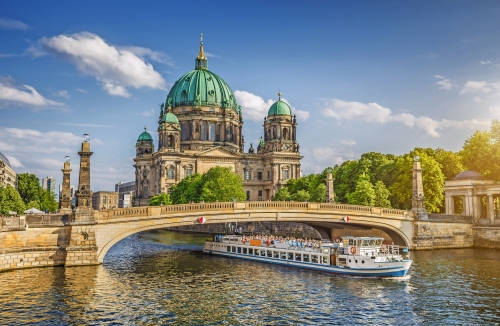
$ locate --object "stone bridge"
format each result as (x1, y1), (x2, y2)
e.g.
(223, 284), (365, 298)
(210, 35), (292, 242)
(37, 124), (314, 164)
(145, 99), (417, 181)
(93, 201), (414, 262)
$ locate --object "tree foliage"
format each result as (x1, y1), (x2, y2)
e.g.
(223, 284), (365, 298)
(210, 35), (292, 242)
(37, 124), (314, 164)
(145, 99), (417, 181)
(170, 167), (246, 204)
(373, 181), (391, 208)
(0, 185), (26, 215)
(15, 173), (58, 212)
(347, 173), (375, 206)
(149, 193), (173, 206)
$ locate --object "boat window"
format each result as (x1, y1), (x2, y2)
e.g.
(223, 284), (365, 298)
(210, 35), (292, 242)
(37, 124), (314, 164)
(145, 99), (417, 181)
(267, 250), (272, 258)
(260, 250), (266, 257)
(311, 255), (318, 263)
(343, 239), (349, 246)
(280, 252), (287, 259)
(362, 240), (369, 247)
(273, 251), (279, 258)
(376, 240), (383, 246)
(232, 246), (236, 253)
(348, 239), (354, 246)
(331, 248), (336, 254)
(237, 247), (242, 254)
(288, 252), (294, 260)
(357, 240), (362, 246)
(322, 256), (328, 264)
(303, 254), (310, 262)
(248, 248), (253, 255)
(243, 248), (247, 254)
(369, 240), (376, 246)
(254, 249), (260, 256)
(227, 246), (231, 252)
(295, 253), (302, 261)
(323, 249), (329, 254)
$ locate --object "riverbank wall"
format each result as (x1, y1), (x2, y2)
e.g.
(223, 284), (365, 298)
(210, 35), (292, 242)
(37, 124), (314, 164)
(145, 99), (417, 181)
(0, 215), (98, 272)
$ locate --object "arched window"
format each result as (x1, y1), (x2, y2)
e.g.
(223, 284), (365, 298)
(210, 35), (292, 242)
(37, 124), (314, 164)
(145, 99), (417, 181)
(283, 128), (288, 140)
(246, 191), (250, 200)
(167, 169), (175, 179)
(244, 169), (251, 180)
(283, 169), (290, 180)
(168, 135), (175, 147)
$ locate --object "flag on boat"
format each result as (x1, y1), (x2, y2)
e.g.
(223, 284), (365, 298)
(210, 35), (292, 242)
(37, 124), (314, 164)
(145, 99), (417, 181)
(198, 216), (206, 224)
(343, 216), (350, 222)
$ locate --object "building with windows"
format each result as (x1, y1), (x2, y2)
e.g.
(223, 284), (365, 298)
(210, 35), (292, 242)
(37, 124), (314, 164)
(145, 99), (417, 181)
(0, 152), (17, 188)
(115, 181), (135, 208)
(92, 191), (119, 210)
(42, 176), (57, 200)
(133, 37), (302, 205)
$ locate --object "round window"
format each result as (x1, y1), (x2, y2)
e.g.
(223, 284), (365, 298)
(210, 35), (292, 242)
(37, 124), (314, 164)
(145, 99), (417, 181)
(208, 90), (214, 96)
(362, 260), (365, 264)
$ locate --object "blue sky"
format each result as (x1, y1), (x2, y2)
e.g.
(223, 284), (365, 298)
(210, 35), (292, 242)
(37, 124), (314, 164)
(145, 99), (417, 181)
(1, 1), (499, 191)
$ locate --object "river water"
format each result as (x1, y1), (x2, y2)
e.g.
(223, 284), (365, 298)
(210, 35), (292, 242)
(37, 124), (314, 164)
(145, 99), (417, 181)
(1, 230), (499, 325)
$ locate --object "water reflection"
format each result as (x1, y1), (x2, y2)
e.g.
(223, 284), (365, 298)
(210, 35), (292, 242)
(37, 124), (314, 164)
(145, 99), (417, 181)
(0, 230), (499, 325)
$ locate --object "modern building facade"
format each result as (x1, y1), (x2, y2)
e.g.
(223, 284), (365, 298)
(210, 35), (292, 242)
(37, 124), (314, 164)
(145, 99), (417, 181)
(0, 152), (17, 188)
(133, 37), (302, 205)
(115, 181), (135, 208)
(42, 176), (57, 199)
(92, 191), (119, 210)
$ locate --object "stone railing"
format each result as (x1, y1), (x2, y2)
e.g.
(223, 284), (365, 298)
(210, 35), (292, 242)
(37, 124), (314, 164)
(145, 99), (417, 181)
(1, 216), (25, 231)
(96, 201), (411, 221)
(427, 213), (473, 223)
(24, 214), (71, 226)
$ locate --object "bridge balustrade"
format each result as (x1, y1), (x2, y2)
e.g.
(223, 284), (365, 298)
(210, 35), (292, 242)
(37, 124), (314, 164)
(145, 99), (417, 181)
(247, 202), (308, 209)
(161, 202), (233, 213)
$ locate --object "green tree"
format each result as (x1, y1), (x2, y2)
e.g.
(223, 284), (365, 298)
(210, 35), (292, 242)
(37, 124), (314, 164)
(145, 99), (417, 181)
(373, 181), (391, 208)
(17, 173), (42, 205)
(273, 187), (291, 201)
(347, 173), (375, 206)
(149, 193), (173, 206)
(461, 130), (494, 178)
(170, 173), (203, 204)
(390, 150), (445, 212)
(433, 148), (464, 181)
(0, 185), (26, 215)
(38, 189), (58, 212)
(310, 183), (326, 202)
(291, 189), (310, 202)
(199, 166), (246, 202)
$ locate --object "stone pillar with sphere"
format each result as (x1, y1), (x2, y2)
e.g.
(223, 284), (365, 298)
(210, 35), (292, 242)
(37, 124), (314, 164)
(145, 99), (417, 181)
(74, 133), (95, 222)
(411, 156), (428, 220)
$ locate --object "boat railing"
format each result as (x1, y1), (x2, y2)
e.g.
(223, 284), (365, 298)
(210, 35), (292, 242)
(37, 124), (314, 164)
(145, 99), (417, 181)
(379, 245), (399, 256)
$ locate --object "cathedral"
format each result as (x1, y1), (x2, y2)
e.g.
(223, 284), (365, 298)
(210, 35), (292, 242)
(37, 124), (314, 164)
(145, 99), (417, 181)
(133, 37), (302, 205)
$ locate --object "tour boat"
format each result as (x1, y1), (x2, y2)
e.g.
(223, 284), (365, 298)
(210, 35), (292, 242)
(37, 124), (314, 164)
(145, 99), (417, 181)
(203, 235), (412, 277)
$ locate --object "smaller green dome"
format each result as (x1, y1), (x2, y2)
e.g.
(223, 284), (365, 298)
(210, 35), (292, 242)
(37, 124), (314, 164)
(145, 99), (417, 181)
(138, 128), (153, 141)
(268, 99), (292, 116)
(162, 111), (179, 124)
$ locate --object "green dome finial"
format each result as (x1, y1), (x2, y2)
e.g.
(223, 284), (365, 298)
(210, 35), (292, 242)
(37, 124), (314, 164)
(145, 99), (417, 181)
(162, 109), (180, 124)
(267, 91), (292, 116)
(137, 127), (153, 141)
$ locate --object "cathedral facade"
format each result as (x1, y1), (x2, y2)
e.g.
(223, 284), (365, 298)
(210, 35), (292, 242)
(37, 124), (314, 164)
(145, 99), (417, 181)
(133, 37), (302, 205)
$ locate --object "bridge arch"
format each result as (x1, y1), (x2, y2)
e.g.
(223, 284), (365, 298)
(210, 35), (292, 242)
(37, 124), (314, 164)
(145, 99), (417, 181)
(94, 202), (413, 262)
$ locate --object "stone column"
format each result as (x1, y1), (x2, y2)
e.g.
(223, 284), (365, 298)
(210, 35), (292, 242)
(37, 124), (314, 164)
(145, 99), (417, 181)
(488, 195), (495, 225)
(445, 195), (454, 215)
(411, 156), (428, 220)
(326, 172), (334, 203)
(60, 159), (72, 213)
(74, 136), (94, 222)
(473, 196), (482, 223)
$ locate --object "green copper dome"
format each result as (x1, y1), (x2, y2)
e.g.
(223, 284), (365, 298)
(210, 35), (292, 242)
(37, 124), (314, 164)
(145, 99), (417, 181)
(268, 99), (292, 116)
(166, 69), (240, 114)
(137, 129), (153, 141)
(162, 111), (179, 124)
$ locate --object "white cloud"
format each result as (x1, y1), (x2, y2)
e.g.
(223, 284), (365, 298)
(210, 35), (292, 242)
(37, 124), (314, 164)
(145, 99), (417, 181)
(321, 99), (490, 138)
(5, 156), (24, 168)
(39, 32), (166, 97)
(0, 78), (65, 109)
(140, 108), (155, 117)
(480, 60), (492, 65)
(490, 106), (500, 117)
(118, 46), (174, 66)
(340, 140), (357, 146)
(205, 52), (221, 58)
(76, 88), (87, 94)
(59, 123), (114, 128)
(434, 75), (457, 90)
(460, 80), (500, 95)
(234, 90), (309, 121)
(474, 96), (482, 102)
(0, 18), (29, 31)
(56, 90), (71, 99)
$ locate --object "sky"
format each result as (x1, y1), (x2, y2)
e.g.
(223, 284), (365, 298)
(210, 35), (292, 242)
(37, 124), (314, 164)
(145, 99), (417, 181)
(1, 1), (500, 191)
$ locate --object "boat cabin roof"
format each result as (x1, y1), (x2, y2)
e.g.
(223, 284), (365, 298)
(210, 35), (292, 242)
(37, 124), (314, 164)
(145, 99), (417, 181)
(341, 236), (384, 241)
